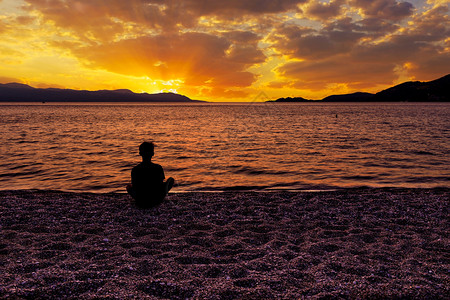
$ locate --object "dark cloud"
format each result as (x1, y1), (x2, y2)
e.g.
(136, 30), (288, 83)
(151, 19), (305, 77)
(353, 5), (449, 64)
(305, 0), (344, 20)
(322, 16), (399, 37)
(410, 5), (450, 39)
(352, 38), (416, 63)
(358, 17), (400, 35)
(155, 0), (307, 16)
(226, 45), (266, 64)
(223, 31), (261, 45)
(271, 23), (364, 59)
(24, 0), (308, 39)
(277, 56), (396, 85)
(351, 0), (414, 20)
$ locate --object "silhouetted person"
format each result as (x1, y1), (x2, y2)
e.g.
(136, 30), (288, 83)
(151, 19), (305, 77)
(126, 142), (174, 208)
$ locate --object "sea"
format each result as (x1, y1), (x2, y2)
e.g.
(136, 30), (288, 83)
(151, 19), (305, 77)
(0, 102), (449, 193)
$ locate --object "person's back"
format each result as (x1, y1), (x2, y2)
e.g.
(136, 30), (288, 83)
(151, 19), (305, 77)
(127, 142), (174, 208)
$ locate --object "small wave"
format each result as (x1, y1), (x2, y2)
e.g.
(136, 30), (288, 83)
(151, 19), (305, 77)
(334, 144), (358, 150)
(0, 170), (43, 178)
(229, 166), (294, 176)
(175, 180), (203, 187)
(83, 184), (110, 191)
(362, 162), (384, 167)
(166, 167), (188, 172)
(405, 176), (450, 183)
(411, 150), (435, 155)
(342, 175), (376, 181)
(8, 163), (44, 170)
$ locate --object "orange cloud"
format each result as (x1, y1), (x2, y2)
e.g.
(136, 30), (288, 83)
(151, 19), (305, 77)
(0, 76), (24, 84)
(16, 15), (35, 25)
(69, 32), (265, 89)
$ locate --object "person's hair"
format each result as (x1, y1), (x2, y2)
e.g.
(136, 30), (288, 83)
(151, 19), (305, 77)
(139, 141), (155, 157)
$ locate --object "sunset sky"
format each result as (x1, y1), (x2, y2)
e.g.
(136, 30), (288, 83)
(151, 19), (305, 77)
(0, 0), (448, 101)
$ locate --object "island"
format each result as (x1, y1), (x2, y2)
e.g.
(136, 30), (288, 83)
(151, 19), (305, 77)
(271, 74), (449, 102)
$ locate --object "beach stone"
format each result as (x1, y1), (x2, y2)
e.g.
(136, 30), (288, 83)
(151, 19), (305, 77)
(0, 189), (448, 299)
(137, 281), (195, 299)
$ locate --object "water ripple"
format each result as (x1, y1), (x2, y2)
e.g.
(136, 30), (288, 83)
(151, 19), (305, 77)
(0, 103), (449, 193)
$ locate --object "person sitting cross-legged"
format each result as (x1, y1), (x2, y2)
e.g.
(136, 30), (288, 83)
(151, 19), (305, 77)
(126, 142), (174, 208)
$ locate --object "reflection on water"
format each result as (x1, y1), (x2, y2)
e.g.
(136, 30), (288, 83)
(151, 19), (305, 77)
(0, 102), (449, 193)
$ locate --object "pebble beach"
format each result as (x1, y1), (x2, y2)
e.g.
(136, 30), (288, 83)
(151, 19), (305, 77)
(0, 188), (448, 299)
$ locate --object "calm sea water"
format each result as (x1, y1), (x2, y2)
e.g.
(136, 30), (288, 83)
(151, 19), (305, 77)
(0, 102), (449, 193)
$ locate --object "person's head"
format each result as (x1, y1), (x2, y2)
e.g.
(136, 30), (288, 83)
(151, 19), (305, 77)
(139, 141), (155, 159)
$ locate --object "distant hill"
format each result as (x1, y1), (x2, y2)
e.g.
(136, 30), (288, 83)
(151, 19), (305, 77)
(322, 92), (374, 102)
(373, 74), (449, 102)
(272, 74), (450, 102)
(269, 96), (313, 102)
(0, 83), (196, 102)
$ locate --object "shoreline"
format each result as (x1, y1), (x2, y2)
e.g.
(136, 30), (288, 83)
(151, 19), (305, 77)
(1, 188), (448, 298)
(2, 186), (449, 194)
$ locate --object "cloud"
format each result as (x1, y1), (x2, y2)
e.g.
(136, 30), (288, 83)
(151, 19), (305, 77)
(16, 15), (36, 25)
(156, 0), (307, 16)
(267, 81), (289, 88)
(226, 45), (266, 63)
(0, 20), (5, 33)
(0, 45), (24, 58)
(25, 0), (142, 40)
(270, 22), (364, 60)
(35, 82), (66, 89)
(410, 5), (450, 38)
(304, 0), (344, 20)
(24, 0), (308, 40)
(0, 76), (24, 84)
(351, 0), (414, 20)
(69, 32), (265, 88)
(277, 55), (397, 86)
(352, 5), (449, 63)
(224, 30), (261, 45)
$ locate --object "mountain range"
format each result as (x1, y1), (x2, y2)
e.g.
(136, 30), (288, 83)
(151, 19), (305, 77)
(1, 73), (449, 102)
(272, 74), (450, 102)
(0, 83), (195, 102)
